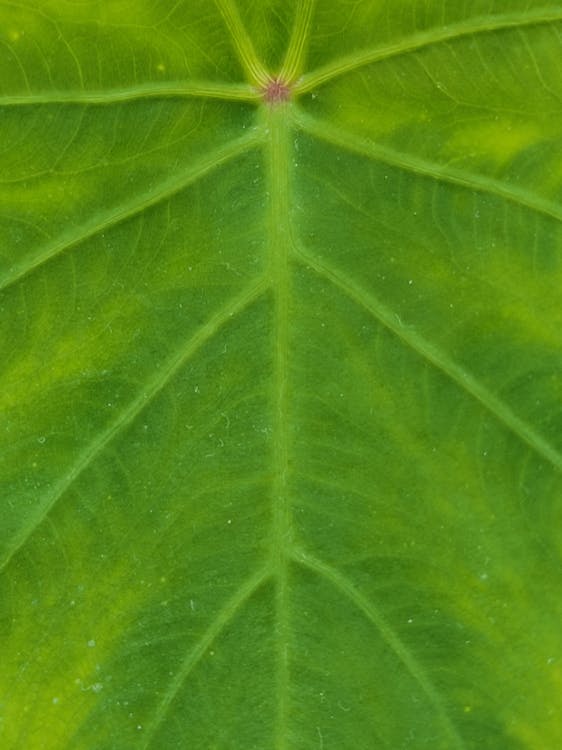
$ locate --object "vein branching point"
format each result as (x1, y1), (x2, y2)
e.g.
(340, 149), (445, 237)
(261, 76), (293, 105)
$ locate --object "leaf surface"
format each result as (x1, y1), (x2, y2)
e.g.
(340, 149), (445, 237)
(1, 1), (562, 748)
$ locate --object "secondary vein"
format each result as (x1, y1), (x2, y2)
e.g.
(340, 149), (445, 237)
(0, 277), (269, 574)
(0, 129), (265, 294)
(292, 548), (466, 750)
(293, 109), (562, 226)
(294, 248), (562, 475)
(281, 0), (317, 82)
(296, 8), (562, 94)
(0, 81), (259, 107)
(214, 0), (268, 86)
(139, 567), (271, 750)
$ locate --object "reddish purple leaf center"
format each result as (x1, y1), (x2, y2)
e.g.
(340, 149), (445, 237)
(262, 78), (292, 104)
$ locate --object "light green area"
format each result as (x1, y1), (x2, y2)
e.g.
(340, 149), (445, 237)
(1, 1), (562, 748)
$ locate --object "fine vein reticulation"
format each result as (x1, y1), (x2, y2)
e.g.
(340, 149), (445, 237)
(0, 130), (264, 293)
(139, 566), (271, 749)
(0, 277), (268, 573)
(4, 1), (561, 747)
(295, 7), (562, 93)
(292, 244), (562, 475)
(291, 548), (466, 749)
(293, 109), (562, 227)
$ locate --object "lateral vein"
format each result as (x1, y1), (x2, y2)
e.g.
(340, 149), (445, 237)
(0, 278), (269, 573)
(139, 567), (271, 750)
(294, 109), (562, 226)
(292, 548), (466, 749)
(295, 248), (562, 474)
(0, 129), (265, 294)
(281, 0), (317, 82)
(214, 0), (268, 86)
(296, 8), (562, 93)
(0, 81), (259, 106)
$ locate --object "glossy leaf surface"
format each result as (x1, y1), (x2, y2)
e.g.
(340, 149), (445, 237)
(1, 1), (562, 747)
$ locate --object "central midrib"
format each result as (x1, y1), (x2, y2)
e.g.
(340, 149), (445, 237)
(264, 102), (293, 749)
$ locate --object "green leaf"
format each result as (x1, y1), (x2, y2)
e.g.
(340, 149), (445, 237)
(1, 1), (562, 747)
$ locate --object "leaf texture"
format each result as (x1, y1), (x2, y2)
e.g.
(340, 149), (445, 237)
(1, 1), (562, 748)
